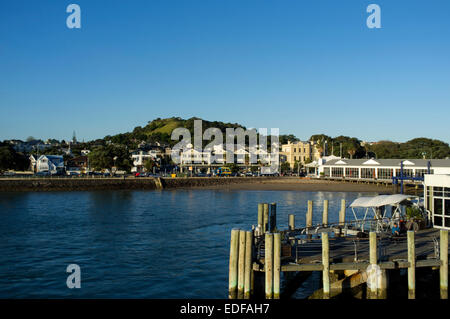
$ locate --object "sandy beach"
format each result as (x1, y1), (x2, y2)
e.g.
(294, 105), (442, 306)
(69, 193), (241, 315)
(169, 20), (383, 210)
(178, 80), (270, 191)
(189, 178), (395, 193)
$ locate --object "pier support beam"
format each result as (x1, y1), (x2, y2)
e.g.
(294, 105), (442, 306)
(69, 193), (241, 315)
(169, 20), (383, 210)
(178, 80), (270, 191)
(339, 199), (346, 226)
(322, 232), (330, 299)
(257, 203), (264, 232)
(288, 214), (295, 231)
(263, 203), (269, 233)
(377, 269), (388, 299)
(322, 200), (329, 227)
(228, 229), (239, 299)
(306, 200), (313, 228)
(237, 230), (246, 299)
(265, 233), (274, 299)
(408, 230), (416, 299)
(367, 231), (378, 299)
(269, 203), (277, 232)
(273, 233), (281, 299)
(441, 230), (448, 299)
(244, 231), (253, 299)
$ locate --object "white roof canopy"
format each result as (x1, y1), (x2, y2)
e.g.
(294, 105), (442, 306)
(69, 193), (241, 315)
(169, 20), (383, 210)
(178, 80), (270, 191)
(349, 194), (415, 208)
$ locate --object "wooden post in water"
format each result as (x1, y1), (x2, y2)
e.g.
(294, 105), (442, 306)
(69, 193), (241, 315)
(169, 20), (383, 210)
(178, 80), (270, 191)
(306, 200), (313, 228)
(244, 231), (253, 299)
(322, 232), (330, 299)
(265, 233), (274, 299)
(228, 228), (239, 299)
(273, 233), (281, 299)
(263, 203), (269, 233)
(440, 230), (448, 299)
(368, 231), (377, 299)
(269, 203), (277, 232)
(322, 200), (329, 227)
(339, 199), (346, 225)
(237, 230), (246, 299)
(257, 203), (264, 231)
(407, 230), (416, 299)
(288, 214), (295, 230)
(377, 269), (388, 299)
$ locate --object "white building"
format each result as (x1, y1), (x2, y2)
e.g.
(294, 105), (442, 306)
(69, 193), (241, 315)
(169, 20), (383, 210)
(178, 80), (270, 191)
(131, 150), (161, 173)
(314, 158), (450, 180)
(36, 155), (65, 174)
(424, 174), (450, 230)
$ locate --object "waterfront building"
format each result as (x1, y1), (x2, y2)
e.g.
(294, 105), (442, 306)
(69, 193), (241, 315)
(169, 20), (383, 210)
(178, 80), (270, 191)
(36, 155), (65, 174)
(66, 156), (89, 174)
(131, 150), (161, 173)
(424, 174), (450, 230)
(29, 155), (37, 172)
(314, 158), (450, 180)
(281, 140), (321, 169)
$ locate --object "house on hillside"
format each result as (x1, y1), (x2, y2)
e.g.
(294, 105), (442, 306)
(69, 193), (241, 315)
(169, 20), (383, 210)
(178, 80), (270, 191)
(131, 150), (161, 173)
(36, 155), (65, 175)
(29, 155), (38, 172)
(66, 156), (89, 174)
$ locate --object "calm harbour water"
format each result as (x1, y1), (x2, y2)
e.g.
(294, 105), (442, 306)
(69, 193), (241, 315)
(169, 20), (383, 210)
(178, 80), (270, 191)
(0, 189), (377, 298)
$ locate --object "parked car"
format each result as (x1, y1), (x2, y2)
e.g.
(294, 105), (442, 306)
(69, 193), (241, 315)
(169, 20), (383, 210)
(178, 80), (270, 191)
(135, 172), (148, 177)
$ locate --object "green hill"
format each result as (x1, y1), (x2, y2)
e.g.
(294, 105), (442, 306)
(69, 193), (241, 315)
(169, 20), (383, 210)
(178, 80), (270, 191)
(103, 117), (247, 148)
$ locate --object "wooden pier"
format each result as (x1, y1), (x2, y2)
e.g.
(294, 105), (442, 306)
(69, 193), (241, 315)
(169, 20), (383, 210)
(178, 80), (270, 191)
(228, 200), (449, 299)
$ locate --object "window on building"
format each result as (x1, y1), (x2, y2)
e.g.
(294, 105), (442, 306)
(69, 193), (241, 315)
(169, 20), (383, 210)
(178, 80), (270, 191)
(432, 187), (450, 228)
(331, 167), (344, 177)
(415, 169), (434, 177)
(345, 167), (359, 178)
(324, 167), (330, 177)
(361, 168), (375, 179)
(395, 169), (414, 177)
(377, 168), (393, 180)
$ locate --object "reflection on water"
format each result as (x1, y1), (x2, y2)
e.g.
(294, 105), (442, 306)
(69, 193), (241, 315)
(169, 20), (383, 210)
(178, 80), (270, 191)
(0, 189), (377, 298)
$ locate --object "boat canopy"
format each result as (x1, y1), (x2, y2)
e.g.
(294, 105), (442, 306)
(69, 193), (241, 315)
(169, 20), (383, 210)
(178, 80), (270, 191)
(349, 194), (416, 208)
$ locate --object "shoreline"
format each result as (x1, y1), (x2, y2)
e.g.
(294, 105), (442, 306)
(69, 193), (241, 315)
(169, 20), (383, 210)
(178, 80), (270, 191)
(0, 177), (397, 193)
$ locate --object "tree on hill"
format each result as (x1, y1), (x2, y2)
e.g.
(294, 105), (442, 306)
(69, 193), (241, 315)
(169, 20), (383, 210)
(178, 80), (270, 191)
(88, 145), (131, 172)
(0, 144), (29, 172)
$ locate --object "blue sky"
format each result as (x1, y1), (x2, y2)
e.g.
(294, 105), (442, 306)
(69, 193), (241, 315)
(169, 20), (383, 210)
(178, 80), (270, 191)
(1, 0), (449, 143)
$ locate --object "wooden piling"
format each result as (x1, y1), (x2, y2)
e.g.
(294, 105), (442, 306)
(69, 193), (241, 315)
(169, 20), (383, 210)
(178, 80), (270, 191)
(407, 230), (416, 299)
(322, 200), (329, 227)
(244, 231), (253, 299)
(263, 203), (269, 233)
(269, 203), (277, 232)
(273, 232), (281, 299)
(368, 231), (377, 299)
(257, 203), (264, 229)
(322, 232), (330, 299)
(237, 230), (246, 299)
(306, 200), (313, 228)
(339, 199), (346, 225)
(377, 269), (388, 299)
(228, 228), (239, 299)
(440, 230), (448, 299)
(288, 214), (295, 231)
(265, 233), (274, 299)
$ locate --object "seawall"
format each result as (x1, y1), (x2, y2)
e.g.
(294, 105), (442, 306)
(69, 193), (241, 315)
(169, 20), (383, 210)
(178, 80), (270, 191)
(0, 176), (281, 192)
